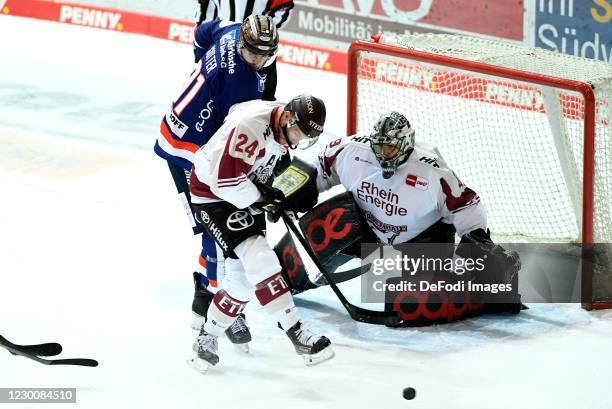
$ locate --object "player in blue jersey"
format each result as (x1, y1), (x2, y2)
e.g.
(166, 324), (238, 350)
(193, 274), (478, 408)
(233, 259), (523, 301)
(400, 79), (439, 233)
(194, 0), (294, 101)
(155, 15), (279, 349)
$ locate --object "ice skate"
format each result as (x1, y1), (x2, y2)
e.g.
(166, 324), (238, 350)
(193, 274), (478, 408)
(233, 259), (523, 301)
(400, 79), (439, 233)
(191, 274), (252, 352)
(188, 328), (219, 373)
(225, 313), (251, 354)
(285, 321), (334, 366)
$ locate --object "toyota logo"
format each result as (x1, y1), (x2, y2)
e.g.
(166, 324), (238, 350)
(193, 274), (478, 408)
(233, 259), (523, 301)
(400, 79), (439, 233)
(227, 210), (254, 231)
(199, 210), (210, 224)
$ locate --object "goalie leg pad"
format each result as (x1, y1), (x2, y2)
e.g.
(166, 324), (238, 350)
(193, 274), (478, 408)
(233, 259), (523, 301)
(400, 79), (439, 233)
(274, 231), (320, 294)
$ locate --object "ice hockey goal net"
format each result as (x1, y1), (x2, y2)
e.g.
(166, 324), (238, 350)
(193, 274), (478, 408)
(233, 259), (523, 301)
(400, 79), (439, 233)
(347, 33), (612, 309)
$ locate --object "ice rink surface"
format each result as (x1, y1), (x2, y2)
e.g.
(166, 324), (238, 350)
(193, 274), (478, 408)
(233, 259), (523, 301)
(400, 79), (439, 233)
(1, 16), (612, 409)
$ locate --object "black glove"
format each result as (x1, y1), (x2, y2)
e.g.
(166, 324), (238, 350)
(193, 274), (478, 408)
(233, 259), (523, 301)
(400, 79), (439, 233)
(255, 183), (286, 210)
(459, 228), (521, 274)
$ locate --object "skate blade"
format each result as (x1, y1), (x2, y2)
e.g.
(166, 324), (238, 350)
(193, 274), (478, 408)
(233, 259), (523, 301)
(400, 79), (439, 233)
(303, 347), (335, 367)
(191, 314), (206, 331)
(233, 343), (250, 354)
(187, 356), (213, 373)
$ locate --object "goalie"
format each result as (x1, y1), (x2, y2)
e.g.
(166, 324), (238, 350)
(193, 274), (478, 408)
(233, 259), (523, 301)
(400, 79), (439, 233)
(275, 111), (522, 325)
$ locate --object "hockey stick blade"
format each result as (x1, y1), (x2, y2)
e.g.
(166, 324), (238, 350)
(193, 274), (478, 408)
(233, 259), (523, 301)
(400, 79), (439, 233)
(1, 335), (98, 367)
(49, 358), (98, 367)
(0, 334), (62, 356)
(281, 212), (402, 326)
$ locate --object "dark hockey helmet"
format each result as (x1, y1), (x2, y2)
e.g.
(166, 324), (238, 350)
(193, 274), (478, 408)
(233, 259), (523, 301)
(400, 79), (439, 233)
(283, 94), (326, 149)
(370, 111), (415, 179)
(238, 15), (279, 57)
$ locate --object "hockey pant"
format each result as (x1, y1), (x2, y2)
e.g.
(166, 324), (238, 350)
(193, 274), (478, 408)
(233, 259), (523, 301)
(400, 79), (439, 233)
(193, 201), (299, 336)
(167, 162), (224, 292)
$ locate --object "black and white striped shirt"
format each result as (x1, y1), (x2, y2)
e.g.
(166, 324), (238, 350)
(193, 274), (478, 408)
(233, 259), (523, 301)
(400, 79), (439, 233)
(197, 0), (294, 28)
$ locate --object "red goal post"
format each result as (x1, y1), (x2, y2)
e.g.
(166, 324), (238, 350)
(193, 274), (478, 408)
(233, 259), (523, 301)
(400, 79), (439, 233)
(347, 33), (612, 309)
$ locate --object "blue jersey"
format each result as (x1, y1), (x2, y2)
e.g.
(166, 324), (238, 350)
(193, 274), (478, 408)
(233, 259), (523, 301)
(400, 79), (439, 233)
(155, 20), (265, 169)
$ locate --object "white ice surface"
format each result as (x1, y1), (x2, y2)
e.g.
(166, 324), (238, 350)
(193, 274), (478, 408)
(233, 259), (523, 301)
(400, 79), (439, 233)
(1, 16), (612, 409)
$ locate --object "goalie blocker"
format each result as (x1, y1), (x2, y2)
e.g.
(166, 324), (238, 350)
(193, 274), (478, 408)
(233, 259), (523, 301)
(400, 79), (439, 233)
(272, 159), (523, 326)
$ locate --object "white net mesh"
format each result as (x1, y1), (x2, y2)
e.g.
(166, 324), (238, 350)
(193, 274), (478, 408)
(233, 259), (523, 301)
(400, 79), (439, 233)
(353, 33), (612, 243)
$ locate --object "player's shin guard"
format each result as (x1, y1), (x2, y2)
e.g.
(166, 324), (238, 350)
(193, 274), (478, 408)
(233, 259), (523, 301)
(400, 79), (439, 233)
(191, 272), (214, 330)
(203, 290), (249, 337)
(255, 273), (299, 330)
(190, 290), (249, 371)
(255, 273), (334, 366)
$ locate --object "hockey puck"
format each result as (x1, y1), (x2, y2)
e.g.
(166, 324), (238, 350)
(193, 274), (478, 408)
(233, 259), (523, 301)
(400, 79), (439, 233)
(402, 387), (416, 400)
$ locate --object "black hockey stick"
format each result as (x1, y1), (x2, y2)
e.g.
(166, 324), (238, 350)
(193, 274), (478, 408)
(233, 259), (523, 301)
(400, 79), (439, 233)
(313, 265), (369, 286)
(0, 335), (62, 356)
(0, 335), (98, 367)
(281, 212), (402, 326)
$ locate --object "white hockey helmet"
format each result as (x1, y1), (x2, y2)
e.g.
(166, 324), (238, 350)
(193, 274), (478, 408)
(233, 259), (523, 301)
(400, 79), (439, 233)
(370, 111), (415, 179)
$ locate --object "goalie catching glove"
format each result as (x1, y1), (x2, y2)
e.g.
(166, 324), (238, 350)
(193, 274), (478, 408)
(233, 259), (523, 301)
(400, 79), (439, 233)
(459, 228), (521, 275)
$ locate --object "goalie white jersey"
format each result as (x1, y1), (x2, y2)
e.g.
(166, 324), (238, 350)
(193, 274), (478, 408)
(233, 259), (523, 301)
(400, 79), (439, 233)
(315, 135), (487, 244)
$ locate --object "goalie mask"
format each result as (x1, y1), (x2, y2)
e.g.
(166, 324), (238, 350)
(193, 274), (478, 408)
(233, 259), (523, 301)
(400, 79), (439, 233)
(370, 111), (415, 179)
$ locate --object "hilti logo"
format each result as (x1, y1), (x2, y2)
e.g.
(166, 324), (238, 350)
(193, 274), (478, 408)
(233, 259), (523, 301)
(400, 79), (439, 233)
(419, 156), (439, 168)
(217, 295), (246, 317)
(59, 6), (122, 30)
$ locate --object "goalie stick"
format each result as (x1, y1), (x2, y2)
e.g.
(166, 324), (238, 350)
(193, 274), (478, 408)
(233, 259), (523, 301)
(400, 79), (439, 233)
(0, 334), (98, 367)
(281, 212), (402, 326)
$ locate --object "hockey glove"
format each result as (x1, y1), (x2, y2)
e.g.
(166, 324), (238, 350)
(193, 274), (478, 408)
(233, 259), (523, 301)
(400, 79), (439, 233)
(458, 228), (521, 275)
(255, 183), (287, 221)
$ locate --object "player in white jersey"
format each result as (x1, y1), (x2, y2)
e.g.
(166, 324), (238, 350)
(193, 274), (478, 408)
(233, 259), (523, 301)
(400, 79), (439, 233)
(188, 95), (334, 371)
(305, 111), (522, 325)
(316, 111), (487, 244)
